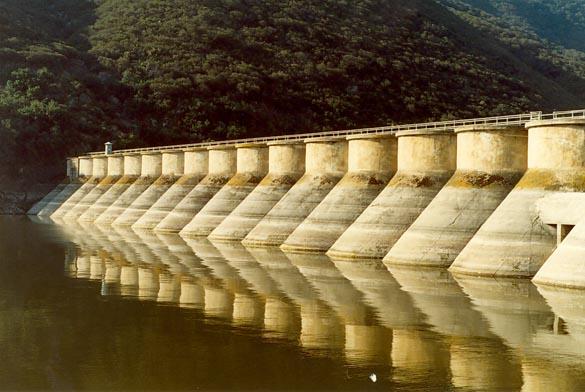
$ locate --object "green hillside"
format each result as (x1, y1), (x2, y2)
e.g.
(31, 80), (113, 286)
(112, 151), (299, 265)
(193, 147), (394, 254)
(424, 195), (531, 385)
(1, 0), (585, 193)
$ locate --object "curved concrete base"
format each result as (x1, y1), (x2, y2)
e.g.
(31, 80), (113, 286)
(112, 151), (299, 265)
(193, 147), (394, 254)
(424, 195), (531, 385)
(383, 171), (522, 268)
(62, 176), (121, 221)
(94, 176), (158, 225)
(38, 178), (90, 216)
(27, 180), (69, 215)
(533, 218), (585, 289)
(328, 171), (452, 260)
(208, 174), (300, 242)
(154, 174), (231, 233)
(450, 169), (585, 277)
(179, 173), (265, 237)
(78, 176), (139, 222)
(132, 173), (205, 230)
(113, 175), (181, 227)
(51, 176), (103, 219)
(281, 172), (390, 253)
(242, 173), (343, 247)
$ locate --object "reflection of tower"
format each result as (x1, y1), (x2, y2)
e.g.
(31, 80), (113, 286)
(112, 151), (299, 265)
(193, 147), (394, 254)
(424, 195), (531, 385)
(156, 233), (207, 310)
(133, 228), (187, 304)
(112, 227), (162, 301)
(285, 252), (391, 366)
(212, 241), (300, 339)
(389, 266), (523, 390)
(247, 247), (343, 355)
(184, 238), (242, 322)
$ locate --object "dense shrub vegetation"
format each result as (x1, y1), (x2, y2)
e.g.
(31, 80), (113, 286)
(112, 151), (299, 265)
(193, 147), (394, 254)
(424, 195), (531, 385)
(1, 0), (584, 184)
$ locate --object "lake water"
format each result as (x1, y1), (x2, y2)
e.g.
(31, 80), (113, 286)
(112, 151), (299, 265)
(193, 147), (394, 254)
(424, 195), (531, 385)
(1, 216), (585, 390)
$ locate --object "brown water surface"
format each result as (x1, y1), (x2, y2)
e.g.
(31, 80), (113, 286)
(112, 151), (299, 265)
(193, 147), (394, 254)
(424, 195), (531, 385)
(1, 216), (585, 391)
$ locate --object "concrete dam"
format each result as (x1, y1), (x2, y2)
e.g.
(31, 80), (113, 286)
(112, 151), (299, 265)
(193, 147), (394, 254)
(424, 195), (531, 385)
(29, 109), (585, 290)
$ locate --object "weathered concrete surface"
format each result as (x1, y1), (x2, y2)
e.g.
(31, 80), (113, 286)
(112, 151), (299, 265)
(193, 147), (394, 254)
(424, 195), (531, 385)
(27, 157), (77, 215)
(155, 146), (236, 233)
(243, 137), (348, 247)
(533, 217), (585, 288)
(113, 151), (184, 226)
(384, 125), (527, 268)
(78, 154), (142, 222)
(209, 141), (305, 242)
(52, 156), (107, 219)
(132, 149), (208, 230)
(95, 152), (162, 225)
(451, 119), (585, 278)
(37, 157), (85, 216)
(62, 155), (124, 221)
(328, 130), (456, 260)
(180, 143), (269, 237)
(281, 134), (396, 253)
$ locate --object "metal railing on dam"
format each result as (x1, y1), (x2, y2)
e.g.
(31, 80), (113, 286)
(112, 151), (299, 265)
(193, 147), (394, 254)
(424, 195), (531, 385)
(86, 108), (585, 156)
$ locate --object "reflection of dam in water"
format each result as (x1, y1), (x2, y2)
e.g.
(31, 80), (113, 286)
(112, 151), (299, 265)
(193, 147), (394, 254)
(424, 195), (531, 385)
(55, 222), (585, 390)
(29, 109), (585, 289)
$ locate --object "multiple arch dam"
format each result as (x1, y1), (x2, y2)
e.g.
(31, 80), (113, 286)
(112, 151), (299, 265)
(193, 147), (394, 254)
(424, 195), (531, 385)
(29, 109), (585, 290)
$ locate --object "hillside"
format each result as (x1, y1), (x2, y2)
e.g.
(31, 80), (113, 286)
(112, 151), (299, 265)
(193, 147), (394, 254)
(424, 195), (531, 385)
(1, 0), (585, 212)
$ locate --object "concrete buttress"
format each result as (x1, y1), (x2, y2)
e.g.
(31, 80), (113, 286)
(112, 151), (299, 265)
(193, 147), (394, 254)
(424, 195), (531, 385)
(95, 152), (162, 225)
(281, 134), (396, 253)
(208, 141), (305, 242)
(384, 125), (527, 268)
(63, 155), (124, 221)
(78, 153), (142, 222)
(179, 143), (268, 237)
(113, 151), (185, 226)
(29, 158), (78, 215)
(132, 148), (208, 230)
(451, 118), (585, 278)
(328, 130), (456, 260)
(154, 146), (236, 232)
(242, 137), (348, 247)
(52, 156), (107, 219)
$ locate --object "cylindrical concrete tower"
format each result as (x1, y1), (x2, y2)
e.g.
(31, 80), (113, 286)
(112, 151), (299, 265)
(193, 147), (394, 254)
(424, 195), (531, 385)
(209, 141), (306, 242)
(179, 143), (269, 237)
(95, 152), (162, 225)
(281, 134), (396, 253)
(79, 153), (142, 222)
(52, 155), (107, 219)
(155, 145), (236, 233)
(62, 154), (125, 221)
(385, 125), (527, 268)
(451, 118), (585, 277)
(242, 137), (348, 247)
(113, 150), (185, 226)
(133, 148), (208, 230)
(328, 130), (456, 260)
(28, 157), (77, 215)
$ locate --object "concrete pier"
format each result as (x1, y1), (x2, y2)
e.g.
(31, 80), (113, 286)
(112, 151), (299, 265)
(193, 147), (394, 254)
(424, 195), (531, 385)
(132, 149), (208, 230)
(281, 134), (396, 253)
(28, 158), (78, 215)
(39, 157), (88, 216)
(95, 152), (161, 225)
(243, 137), (348, 247)
(180, 143), (268, 237)
(52, 156), (107, 219)
(78, 153), (142, 222)
(451, 118), (585, 277)
(384, 125), (527, 268)
(328, 130), (456, 260)
(155, 146), (236, 232)
(113, 151), (184, 226)
(208, 141), (305, 241)
(63, 155), (124, 221)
